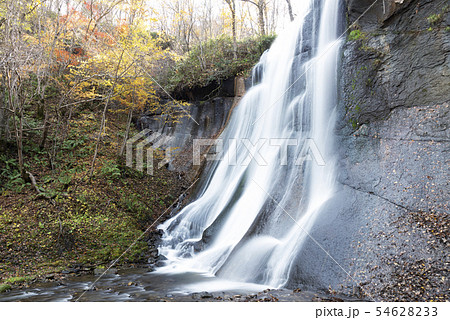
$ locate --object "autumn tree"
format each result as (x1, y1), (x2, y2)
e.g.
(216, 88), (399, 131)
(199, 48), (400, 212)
(0, 0), (48, 178)
(157, 0), (198, 53)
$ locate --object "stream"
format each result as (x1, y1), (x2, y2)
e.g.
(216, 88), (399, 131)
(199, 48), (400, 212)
(0, 268), (337, 302)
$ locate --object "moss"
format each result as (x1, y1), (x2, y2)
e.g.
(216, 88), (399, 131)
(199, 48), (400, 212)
(427, 14), (442, 24)
(350, 118), (359, 130)
(3, 276), (34, 285)
(0, 284), (12, 293)
(348, 29), (367, 41)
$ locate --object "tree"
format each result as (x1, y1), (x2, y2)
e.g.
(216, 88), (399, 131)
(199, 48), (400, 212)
(0, 0), (46, 178)
(223, 0), (237, 59)
(240, 0), (267, 36)
(157, 0), (198, 53)
(285, 0), (294, 22)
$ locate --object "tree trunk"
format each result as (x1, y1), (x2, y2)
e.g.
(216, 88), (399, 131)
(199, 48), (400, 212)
(12, 103), (26, 180)
(39, 109), (50, 150)
(241, 0), (266, 36)
(286, 0), (294, 22)
(119, 109), (133, 156)
(225, 0), (238, 59)
(258, 3), (266, 36)
(0, 87), (7, 150)
(89, 49), (125, 179)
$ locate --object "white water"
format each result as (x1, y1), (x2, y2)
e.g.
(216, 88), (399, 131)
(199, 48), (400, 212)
(157, 0), (342, 290)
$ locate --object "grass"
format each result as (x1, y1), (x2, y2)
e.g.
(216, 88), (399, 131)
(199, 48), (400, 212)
(3, 276), (34, 285)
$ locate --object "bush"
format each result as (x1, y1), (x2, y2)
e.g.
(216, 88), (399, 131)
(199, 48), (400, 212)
(427, 13), (443, 25)
(166, 34), (276, 93)
(100, 160), (121, 181)
(348, 29), (366, 41)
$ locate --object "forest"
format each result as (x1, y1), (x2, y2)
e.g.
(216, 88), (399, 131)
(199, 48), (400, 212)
(0, 0), (292, 290)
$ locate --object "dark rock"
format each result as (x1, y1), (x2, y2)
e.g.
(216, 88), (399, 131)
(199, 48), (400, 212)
(94, 268), (117, 275)
(286, 0), (449, 302)
(135, 96), (235, 182)
(191, 291), (214, 299)
(61, 268), (79, 274)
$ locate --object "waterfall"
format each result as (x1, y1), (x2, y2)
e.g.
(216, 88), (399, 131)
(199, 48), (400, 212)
(157, 0), (342, 290)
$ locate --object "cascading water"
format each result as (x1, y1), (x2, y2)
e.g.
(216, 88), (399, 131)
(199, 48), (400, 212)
(157, 0), (342, 290)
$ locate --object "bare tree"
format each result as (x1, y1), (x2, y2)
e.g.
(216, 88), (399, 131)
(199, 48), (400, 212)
(240, 0), (267, 36)
(285, 0), (294, 22)
(224, 0), (237, 59)
(0, 82), (10, 150)
(89, 49), (125, 179)
(0, 0), (45, 179)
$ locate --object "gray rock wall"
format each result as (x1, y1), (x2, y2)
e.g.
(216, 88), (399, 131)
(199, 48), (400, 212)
(135, 77), (246, 181)
(288, 0), (449, 301)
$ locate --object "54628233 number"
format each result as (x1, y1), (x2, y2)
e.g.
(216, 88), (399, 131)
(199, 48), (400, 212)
(375, 307), (438, 317)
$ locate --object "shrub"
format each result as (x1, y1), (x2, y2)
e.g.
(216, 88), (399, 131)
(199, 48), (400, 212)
(166, 34), (276, 93)
(348, 29), (366, 41)
(100, 160), (121, 180)
(427, 14), (443, 25)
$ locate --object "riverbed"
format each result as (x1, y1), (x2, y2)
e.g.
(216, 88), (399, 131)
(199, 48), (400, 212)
(0, 267), (348, 302)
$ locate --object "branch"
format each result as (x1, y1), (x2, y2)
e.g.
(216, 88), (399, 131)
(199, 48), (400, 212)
(240, 0), (259, 7)
(26, 171), (56, 204)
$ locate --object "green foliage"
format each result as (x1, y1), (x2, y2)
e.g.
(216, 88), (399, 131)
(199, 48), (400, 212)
(348, 29), (366, 41)
(350, 118), (359, 130)
(427, 5), (449, 26)
(0, 284), (11, 293)
(120, 193), (146, 214)
(166, 34), (276, 93)
(58, 173), (72, 186)
(3, 276), (33, 285)
(0, 155), (29, 192)
(62, 137), (86, 151)
(100, 160), (121, 180)
(427, 13), (443, 25)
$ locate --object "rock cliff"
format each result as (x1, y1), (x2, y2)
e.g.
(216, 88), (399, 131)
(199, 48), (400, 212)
(135, 77), (246, 181)
(288, 0), (449, 301)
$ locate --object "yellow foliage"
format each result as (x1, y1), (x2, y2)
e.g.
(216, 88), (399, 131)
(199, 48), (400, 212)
(60, 1), (169, 116)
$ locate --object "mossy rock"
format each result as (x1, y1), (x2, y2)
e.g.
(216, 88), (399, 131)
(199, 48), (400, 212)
(0, 284), (12, 293)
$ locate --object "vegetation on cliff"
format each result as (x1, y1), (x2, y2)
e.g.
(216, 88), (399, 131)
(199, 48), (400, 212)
(165, 35), (276, 93)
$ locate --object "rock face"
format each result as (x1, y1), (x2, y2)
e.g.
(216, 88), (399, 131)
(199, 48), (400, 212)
(135, 78), (246, 181)
(287, 0), (449, 301)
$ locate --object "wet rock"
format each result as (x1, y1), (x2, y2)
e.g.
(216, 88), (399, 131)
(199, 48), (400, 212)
(135, 96), (236, 183)
(94, 268), (117, 275)
(191, 291), (214, 299)
(149, 248), (159, 258)
(61, 268), (79, 274)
